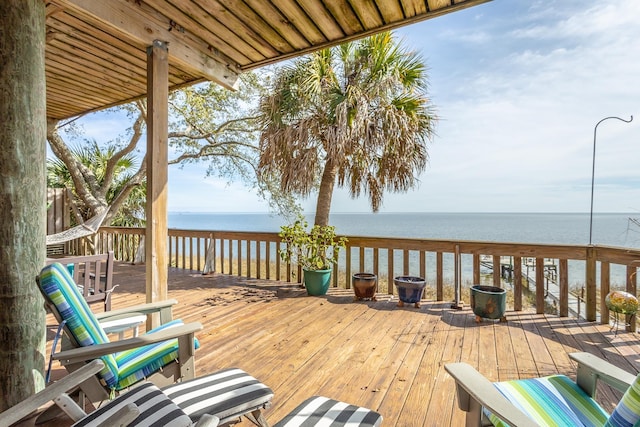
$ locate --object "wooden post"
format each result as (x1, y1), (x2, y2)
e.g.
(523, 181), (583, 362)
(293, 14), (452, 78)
(145, 40), (169, 328)
(0, 0), (47, 408)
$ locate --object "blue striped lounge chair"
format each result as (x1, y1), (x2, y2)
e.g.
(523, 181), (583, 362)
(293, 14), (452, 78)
(446, 352), (640, 427)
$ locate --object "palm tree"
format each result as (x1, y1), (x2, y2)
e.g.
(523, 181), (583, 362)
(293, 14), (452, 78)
(258, 32), (437, 226)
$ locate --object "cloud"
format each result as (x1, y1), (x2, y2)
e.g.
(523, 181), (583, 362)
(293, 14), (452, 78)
(71, 0), (639, 214)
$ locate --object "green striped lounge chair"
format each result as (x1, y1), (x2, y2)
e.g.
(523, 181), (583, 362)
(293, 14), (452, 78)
(38, 262), (202, 401)
(39, 262), (274, 426)
(446, 352), (640, 427)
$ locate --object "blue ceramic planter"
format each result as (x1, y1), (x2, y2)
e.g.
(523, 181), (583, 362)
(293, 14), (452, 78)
(394, 276), (426, 308)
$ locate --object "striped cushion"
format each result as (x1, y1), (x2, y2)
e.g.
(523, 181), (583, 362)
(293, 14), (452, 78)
(488, 375), (609, 427)
(39, 263), (119, 387)
(273, 396), (383, 427)
(72, 382), (192, 427)
(162, 368), (274, 423)
(39, 263), (200, 391)
(114, 319), (200, 390)
(604, 374), (640, 427)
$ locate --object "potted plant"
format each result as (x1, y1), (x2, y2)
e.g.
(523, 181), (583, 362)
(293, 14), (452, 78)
(279, 217), (348, 296)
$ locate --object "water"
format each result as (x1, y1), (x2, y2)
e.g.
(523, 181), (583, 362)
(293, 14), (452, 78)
(168, 212), (640, 287)
(169, 212), (640, 248)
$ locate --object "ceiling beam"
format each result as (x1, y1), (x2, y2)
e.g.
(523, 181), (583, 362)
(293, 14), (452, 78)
(59, 0), (240, 90)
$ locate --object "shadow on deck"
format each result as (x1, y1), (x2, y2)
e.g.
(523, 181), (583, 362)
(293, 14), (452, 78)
(42, 262), (640, 426)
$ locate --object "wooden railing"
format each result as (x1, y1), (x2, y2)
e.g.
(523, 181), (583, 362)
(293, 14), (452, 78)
(88, 226), (640, 329)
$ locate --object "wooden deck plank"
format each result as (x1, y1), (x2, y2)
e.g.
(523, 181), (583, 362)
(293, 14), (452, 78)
(34, 263), (640, 426)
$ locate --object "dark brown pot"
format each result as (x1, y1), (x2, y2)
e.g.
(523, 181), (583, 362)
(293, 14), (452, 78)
(352, 273), (377, 301)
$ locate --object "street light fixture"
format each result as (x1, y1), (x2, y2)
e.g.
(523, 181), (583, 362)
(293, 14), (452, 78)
(589, 115), (633, 245)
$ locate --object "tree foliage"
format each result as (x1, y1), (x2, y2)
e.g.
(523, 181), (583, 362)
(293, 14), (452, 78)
(258, 32), (437, 226)
(47, 71), (301, 227)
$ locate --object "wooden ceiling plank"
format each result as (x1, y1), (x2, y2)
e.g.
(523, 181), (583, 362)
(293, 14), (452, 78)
(427, 0), (454, 10)
(348, 0), (385, 29)
(48, 12), (149, 69)
(144, 0), (257, 65)
(46, 48), (144, 95)
(295, 0), (346, 40)
(241, 0), (490, 71)
(322, 0), (364, 35)
(375, 0), (406, 23)
(46, 70), (140, 106)
(47, 12), (190, 86)
(60, 0), (240, 90)
(212, 0), (302, 53)
(252, 0), (322, 45)
(45, 81), (113, 110)
(399, 0), (427, 16)
(46, 68), (131, 104)
(47, 40), (147, 87)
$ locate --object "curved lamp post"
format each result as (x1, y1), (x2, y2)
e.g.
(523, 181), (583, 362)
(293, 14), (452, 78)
(589, 115), (633, 245)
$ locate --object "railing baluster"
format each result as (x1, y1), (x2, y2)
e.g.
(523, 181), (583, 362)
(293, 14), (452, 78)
(536, 257), (545, 314)
(228, 239), (233, 275)
(626, 265), (636, 332)
(266, 241), (271, 280)
(373, 248), (379, 292)
(436, 252), (443, 300)
(388, 248), (394, 295)
(245, 240), (250, 278)
(493, 255), (501, 287)
(586, 247), (597, 321)
(514, 256), (522, 311)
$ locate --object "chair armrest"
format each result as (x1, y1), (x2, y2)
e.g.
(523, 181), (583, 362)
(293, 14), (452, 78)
(0, 360), (104, 426)
(95, 299), (178, 324)
(195, 414), (220, 427)
(445, 363), (539, 427)
(93, 403), (140, 427)
(570, 352), (636, 396)
(53, 322), (203, 365)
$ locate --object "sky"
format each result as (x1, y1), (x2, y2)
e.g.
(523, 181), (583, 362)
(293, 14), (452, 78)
(67, 0), (640, 214)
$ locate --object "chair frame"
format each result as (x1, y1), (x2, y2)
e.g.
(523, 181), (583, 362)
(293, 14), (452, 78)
(0, 359), (218, 427)
(46, 251), (115, 311)
(445, 352), (637, 427)
(40, 281), (202, 405)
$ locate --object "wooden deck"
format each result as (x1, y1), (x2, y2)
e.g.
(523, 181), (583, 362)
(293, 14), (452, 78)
(45, 262), (640, 426)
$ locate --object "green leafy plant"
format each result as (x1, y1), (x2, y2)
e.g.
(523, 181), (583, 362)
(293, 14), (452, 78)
(279, 217), (348, 271)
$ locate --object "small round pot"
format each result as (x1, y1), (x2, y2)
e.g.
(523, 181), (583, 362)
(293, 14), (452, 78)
(470, 285), (507, 322)
(394, 276), (426, 308)
(352, 273), (377, 301)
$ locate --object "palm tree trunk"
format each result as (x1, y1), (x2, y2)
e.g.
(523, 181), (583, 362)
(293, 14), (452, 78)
(314, 158), (338, 226)
(0, 0), (47, 410)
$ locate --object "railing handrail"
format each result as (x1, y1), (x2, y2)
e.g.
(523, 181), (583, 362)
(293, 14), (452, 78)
(88, 226), (640, 329)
